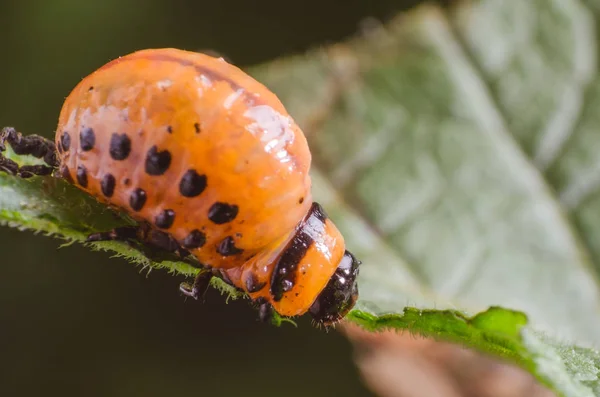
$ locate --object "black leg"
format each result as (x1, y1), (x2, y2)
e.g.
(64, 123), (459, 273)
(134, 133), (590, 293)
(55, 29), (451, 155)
(86, 226), (140, 243)
(145, 228), (190, 258)
(180, 271), (213, 300)
(87, 222), (210, 301)
(0, 127), (58, 178)
(86, 222), (190, 256)
(0, 155), (19, 176)
(257, 298), (274, 323)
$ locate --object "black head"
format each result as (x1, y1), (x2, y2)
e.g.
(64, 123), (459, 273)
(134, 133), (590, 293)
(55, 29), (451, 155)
(309, 250), (360, 326)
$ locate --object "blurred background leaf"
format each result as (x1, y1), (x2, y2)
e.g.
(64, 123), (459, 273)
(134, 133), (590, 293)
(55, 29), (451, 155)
(253, 2), (600, 347)
(250, 2), (600, 393)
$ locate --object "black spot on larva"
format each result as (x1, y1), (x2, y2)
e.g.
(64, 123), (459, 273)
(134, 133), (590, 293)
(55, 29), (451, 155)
(166, 126), (173, 134)
(194, 123), (201, 133)
(80, 127), (95, 151)
(155, 209), (175, 229)
(179, 169), (207, 197)
(216, 236), (244, 256)
(245, 273), (266, 293)
(101, 173), (116, 197)
(61, 132), (71, 152)
(145, 146), (171, 175)
(76, 165), (88, 187)
(59, 165), (73, 183)
(208, 202), (239, 224)
(123, 178), (131, 186)
(129, 188), (147, 211)
(183, 229), (206, 249)
(109, 133), (131, 160)
(88, 86), (94, 91)
(299, 197), (304, 204)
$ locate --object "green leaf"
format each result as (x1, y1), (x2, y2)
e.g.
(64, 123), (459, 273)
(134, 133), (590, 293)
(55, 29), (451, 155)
(2, 1), (600, 396)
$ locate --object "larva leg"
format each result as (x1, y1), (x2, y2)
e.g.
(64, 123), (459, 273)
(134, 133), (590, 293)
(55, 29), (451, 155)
(256, 297), (274, 323)
(179, 271), (213, 300)
(86, 225), (140, 243)
(0, 127), (58, 178)
(87, 223), (214, 301)
(86, 223), (190, 257)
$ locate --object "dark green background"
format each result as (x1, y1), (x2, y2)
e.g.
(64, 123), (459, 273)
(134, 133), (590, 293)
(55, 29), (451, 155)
(0, 1), (433, 396)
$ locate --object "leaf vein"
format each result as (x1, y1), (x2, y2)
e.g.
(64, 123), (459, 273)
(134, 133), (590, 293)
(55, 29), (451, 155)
(428, 6), (600, 293)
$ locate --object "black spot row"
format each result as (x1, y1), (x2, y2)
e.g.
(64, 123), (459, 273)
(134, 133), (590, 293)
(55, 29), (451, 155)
(72, 171), (231, 221)
(69, 167), (242, 259)
(63, 126), (242, 257)
(60, 122), (201, 157)
(180, 230), (242, 259)
(72, 169), (231, 216)
(124, 193), (238, 229)
(58, 127), (96, 153)
(72, 165), (213, 216)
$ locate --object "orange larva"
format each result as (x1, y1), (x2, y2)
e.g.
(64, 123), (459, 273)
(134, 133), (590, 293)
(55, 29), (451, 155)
(0, 48), (360, 325)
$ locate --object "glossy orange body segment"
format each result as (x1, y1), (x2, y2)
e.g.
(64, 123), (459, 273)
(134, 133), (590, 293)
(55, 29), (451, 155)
(56, 48), (312, 269)
(225, 217), (345, 316)
(276, 218), (345, 316)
